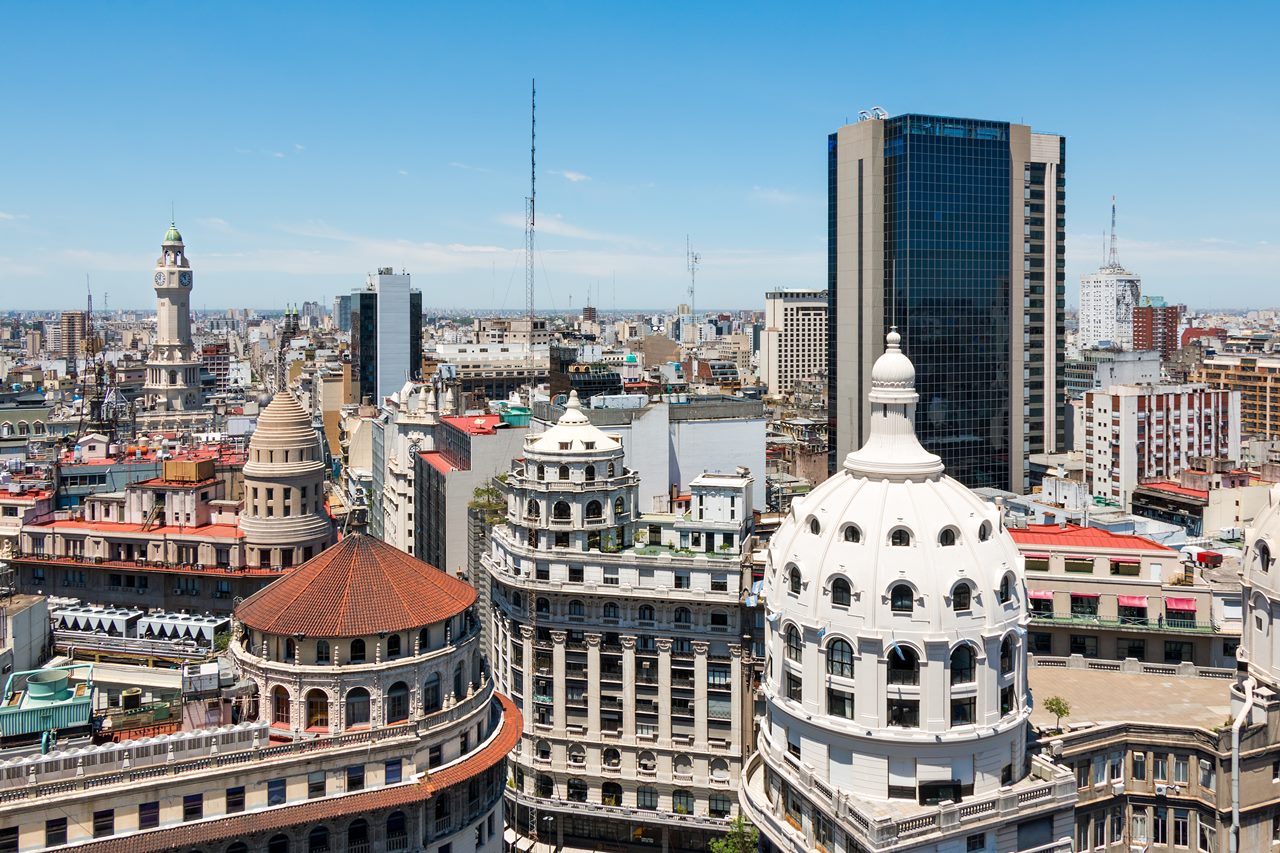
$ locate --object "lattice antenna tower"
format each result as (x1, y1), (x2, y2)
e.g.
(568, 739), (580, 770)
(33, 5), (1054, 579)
(686, 236), (700, 340)
(525, 79), (536, 368)
(1108, 195), (1119, 269)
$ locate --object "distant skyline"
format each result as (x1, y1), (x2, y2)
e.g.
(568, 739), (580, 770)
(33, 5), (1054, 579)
(1, 2), (1277, 312)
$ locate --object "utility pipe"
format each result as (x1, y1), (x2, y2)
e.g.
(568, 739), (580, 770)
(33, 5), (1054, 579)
(1231, 676), (1256, 853)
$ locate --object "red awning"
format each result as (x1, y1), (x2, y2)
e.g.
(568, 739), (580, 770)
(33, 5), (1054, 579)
(1070, 592), (1100, 599)
(1165, 598), (1197, 612)
(1117, 595), (1148, 608)
(1111, 558), (1141, 565)
(1022, 553), (1051, 560)
(1028, 589), (1054, 601)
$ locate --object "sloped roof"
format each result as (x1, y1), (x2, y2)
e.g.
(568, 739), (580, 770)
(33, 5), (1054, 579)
(236, 534), (476, 636)
(1008, 523), (1175, 553)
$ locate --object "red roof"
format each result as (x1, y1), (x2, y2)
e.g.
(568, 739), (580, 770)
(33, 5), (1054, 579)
(1138, 480), (1210, 500)
(441, 414), (502, 436)
(419, 450), (458, 474)
(71, 693), (521, 853)
(24, 517), (245, 539)
(236, 534), (476, 637)
(1008, 523), (1174, 553)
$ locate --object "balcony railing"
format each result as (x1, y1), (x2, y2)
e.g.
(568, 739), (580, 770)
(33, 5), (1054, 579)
(1030, 613), (1218, 634)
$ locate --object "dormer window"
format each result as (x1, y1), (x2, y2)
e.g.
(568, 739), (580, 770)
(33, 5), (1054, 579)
(891, 529), (911, 547)
(559, 442), (571, 451)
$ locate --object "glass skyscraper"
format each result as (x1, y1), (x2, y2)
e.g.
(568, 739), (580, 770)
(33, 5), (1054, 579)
(828, 113), (1065, 491)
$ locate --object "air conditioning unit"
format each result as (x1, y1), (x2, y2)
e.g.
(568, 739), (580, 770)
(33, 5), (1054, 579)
(1112, 781), (1125, 795)
(1155, 784), (1168, 796)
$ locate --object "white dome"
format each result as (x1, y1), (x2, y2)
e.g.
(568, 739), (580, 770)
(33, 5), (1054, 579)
(1242, 484), (1280, 686)
(526, 390), (621, 455)
(759, 331), (1030, 803)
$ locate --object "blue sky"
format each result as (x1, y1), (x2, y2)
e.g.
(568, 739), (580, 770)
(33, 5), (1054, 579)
(1, 2), (1276, 312)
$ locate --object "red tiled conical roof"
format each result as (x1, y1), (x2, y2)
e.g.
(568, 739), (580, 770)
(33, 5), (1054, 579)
(236, 534), (476, 637)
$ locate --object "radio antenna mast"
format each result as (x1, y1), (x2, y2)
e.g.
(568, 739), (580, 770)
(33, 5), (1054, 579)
(1108, 195), (1119, 269)
(686, 236), (699, 344)
(525, 79), (536, 368)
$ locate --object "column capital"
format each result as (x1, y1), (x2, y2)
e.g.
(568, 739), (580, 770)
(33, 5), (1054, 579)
(550, 630), (568, 644)
(655, 638), (673, 653)
(692, 641), (710, 656)
(729, 644), (744, 659)
(620, 635), (637, 650)
(585, 633), (602, 647)
(520, 626), (535, 640)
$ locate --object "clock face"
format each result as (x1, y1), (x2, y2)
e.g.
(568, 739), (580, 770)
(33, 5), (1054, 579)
(179, 272), (192, 287)
(154, 272), (165, 285)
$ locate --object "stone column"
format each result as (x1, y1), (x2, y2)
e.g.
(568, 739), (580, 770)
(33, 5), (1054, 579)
(693, 641), (709, 749)
(586, 633), (602, 740)
(729, 645), (744, 751)
(656, 638), (673, 743)
(520, 625), (535, 736)
(621, 636), (637, 740)
(551, 630), (568, 733)
(924, 637), (950, 733)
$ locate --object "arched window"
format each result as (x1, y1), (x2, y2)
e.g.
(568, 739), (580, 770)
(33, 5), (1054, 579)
(558, 465), (570, 481)
(887, 645), (919, 685)
(950, 645), (976, 684)
(272, 686), (290, 725)
(1000, 635), (1015, 675)
(345, 819), (369, 852)
(809, 517), (821, 535)
(536, 464), (545, 480)
(386, 634), (401, 658)
(843, 524), (862, 543)
(673, 753), (693, 776)
(1255, 540), (1272, 573)
(228, 843), (250, 853)
(608, 462), (616, 477)
(537, 774), (555, 798)
(567, 743), (586, 766)
(939, 527), (957, 547)
(32, 421), (44, 435)
(584, 465), (596, 482)
(344, 687), (370, 727)
(788, 565), (802, 595)
(785, 624), (803, 662)
(952, 582), (972, 612)
(568, 778), (588, 802)
(535, 739), (552, 760)
(305, 689), (328, 728)
(997, 574), (1013, 604)
(385, 812), (406, 845)
(315, 640), (330, 664)
(831, 577), (852, 606)
(614, 497), (625, 517)
(453, 662), (464, 698)
(827, 638), (854, 677)
(305, 824), (327, 850)
(568, 599), (586, 617)
(673, 607), (692, 625)
(349, 638), (366, 663)
(639, 604), (655, 622)
(603, 601), (619, 619)
(423, 673), (441, 713)
(536, 597), (551, 615)
(418, 627), (430, 652)
(526, 500), (540, 519)
(602, 748), (621, 767)
(891, 528), (912, 547)
(602, 781), (622, 806)
(553, 500), (571, 520)
(585, 500), (602, 519)
(0, 423), (11, 438)
(285, 637), (296, 661)
(268, 836), (290, 853)
(637, 785), (659, 810)
(890, 584), (914, 613)
(979, 520), (992, 541)
(385, 682), (409, 724)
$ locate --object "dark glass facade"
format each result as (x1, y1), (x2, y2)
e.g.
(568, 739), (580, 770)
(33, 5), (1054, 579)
(884, 115), (1012, 488)
(349, 289), (423, 404)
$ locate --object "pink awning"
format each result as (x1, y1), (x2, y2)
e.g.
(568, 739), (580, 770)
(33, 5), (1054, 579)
(1111, 558), (1141, 565)
(1070, 592), (1099, 599)
(1117, 595), (1148, 608)
(1165, 598), (1197, 612)
(1022, 553), (1051, 560)
(1028, 589), (1054, 601)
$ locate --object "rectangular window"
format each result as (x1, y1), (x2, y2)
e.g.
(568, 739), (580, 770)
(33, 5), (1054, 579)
(1155, 756), (1168, 782)
(1166, 641), (1194, 664)
(786, 673), (802, 702)
(1199, 821), (1216, 852)
(1133, 752), (1147, 781)
(138, 800), (160, 829)
(1069, 635), (1098, 658)
(1030, 632), (1052, 654)
(1077, 763), (1090, 789)
(1174, 755), (1189, 784)
(308, 770), (326, 798)
(1154, 807), (1168, 844)
(226, 786), (245, 813)
(1119, 638), (1146, 660)
(0, 829), (14, 853)
(46, 817), (68, 847)
(1133, 811), (1148, 842)
(385, 759), (402, 784)
(183, 793), (203, 822)
(1173, 809), (1189, 846)
(429, 745), (442, 767)
(267, 778), (287, 806)
(827, 688), (854, 719)
(951, 696), (977, 727)
(346, 765), (365, 791)
(93, 809), (114, 838)
(1199, 759), (1215, 791)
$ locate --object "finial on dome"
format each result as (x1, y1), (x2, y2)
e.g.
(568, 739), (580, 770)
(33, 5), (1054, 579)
(886, 326), (901, 349)
(566, 390), (582, 410)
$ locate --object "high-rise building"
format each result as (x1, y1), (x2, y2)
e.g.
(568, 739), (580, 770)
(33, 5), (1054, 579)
(1078, 198), (1141, 350)
(1132, 295), (1184, 360)
(350, 269), (423, 404)
(742, 332), (1075, 852)
(761, 289), (827, 396)
(1082, 383), (1241, 510)
(1197, 353), (1280, 440)
(142, 223), (204, 415)
(333, 293), (352, 332)
(58, 310), (87, 364)
(828, 113), (1065, 492)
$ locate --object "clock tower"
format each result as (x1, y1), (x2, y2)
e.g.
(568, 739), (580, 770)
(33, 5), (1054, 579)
(142, 222), (204, 413)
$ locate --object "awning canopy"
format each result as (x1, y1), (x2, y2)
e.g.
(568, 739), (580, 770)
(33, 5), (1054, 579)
(1165, 597), (1197, 612)
(1070, 592), (1100, 599)
(1117, 595), (1148, 608)
(1022, 553), (1051, 560)
(1065, 555), (1094, 562)
(1028, 589), (1055, 601)
(1111, 558), (1142, 565)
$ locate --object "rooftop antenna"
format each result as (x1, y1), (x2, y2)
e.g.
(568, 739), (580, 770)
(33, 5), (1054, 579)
(525, 79), (536, 368)
(686, 235), (699, 341)
(1108, 195), (1119, 268)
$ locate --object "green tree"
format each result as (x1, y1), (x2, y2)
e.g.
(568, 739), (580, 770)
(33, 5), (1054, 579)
(469, 482), (506, 527)
(1043, 695), (1071, 730)
(710, 814), (758, 853)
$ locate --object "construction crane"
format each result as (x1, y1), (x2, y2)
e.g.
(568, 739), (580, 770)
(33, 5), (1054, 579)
(525, 79), (536, 369)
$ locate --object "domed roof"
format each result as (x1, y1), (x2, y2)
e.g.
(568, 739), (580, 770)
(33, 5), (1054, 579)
(249, 392), (317, 453)
(163, 222), (183, 244)
(236, 534), (476, 637)
(527, 390), (621, 454)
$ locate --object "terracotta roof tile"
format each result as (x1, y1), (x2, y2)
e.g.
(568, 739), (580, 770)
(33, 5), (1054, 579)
(1009, 523), (1174, 553)
(236, 534), (476, 637)
(72, 694), (521, 853)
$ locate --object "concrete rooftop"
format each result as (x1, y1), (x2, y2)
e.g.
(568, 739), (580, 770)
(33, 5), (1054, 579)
(1030, 666), (1232, 732)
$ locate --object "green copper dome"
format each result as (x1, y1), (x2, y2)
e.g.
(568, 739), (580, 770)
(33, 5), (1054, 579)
(163, 222), (183, 244)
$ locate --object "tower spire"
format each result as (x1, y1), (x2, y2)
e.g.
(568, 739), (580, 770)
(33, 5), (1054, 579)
(1108, 195), (1119, 268)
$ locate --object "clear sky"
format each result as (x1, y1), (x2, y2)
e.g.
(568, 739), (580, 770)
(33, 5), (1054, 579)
(1, 2), (1276, 312)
